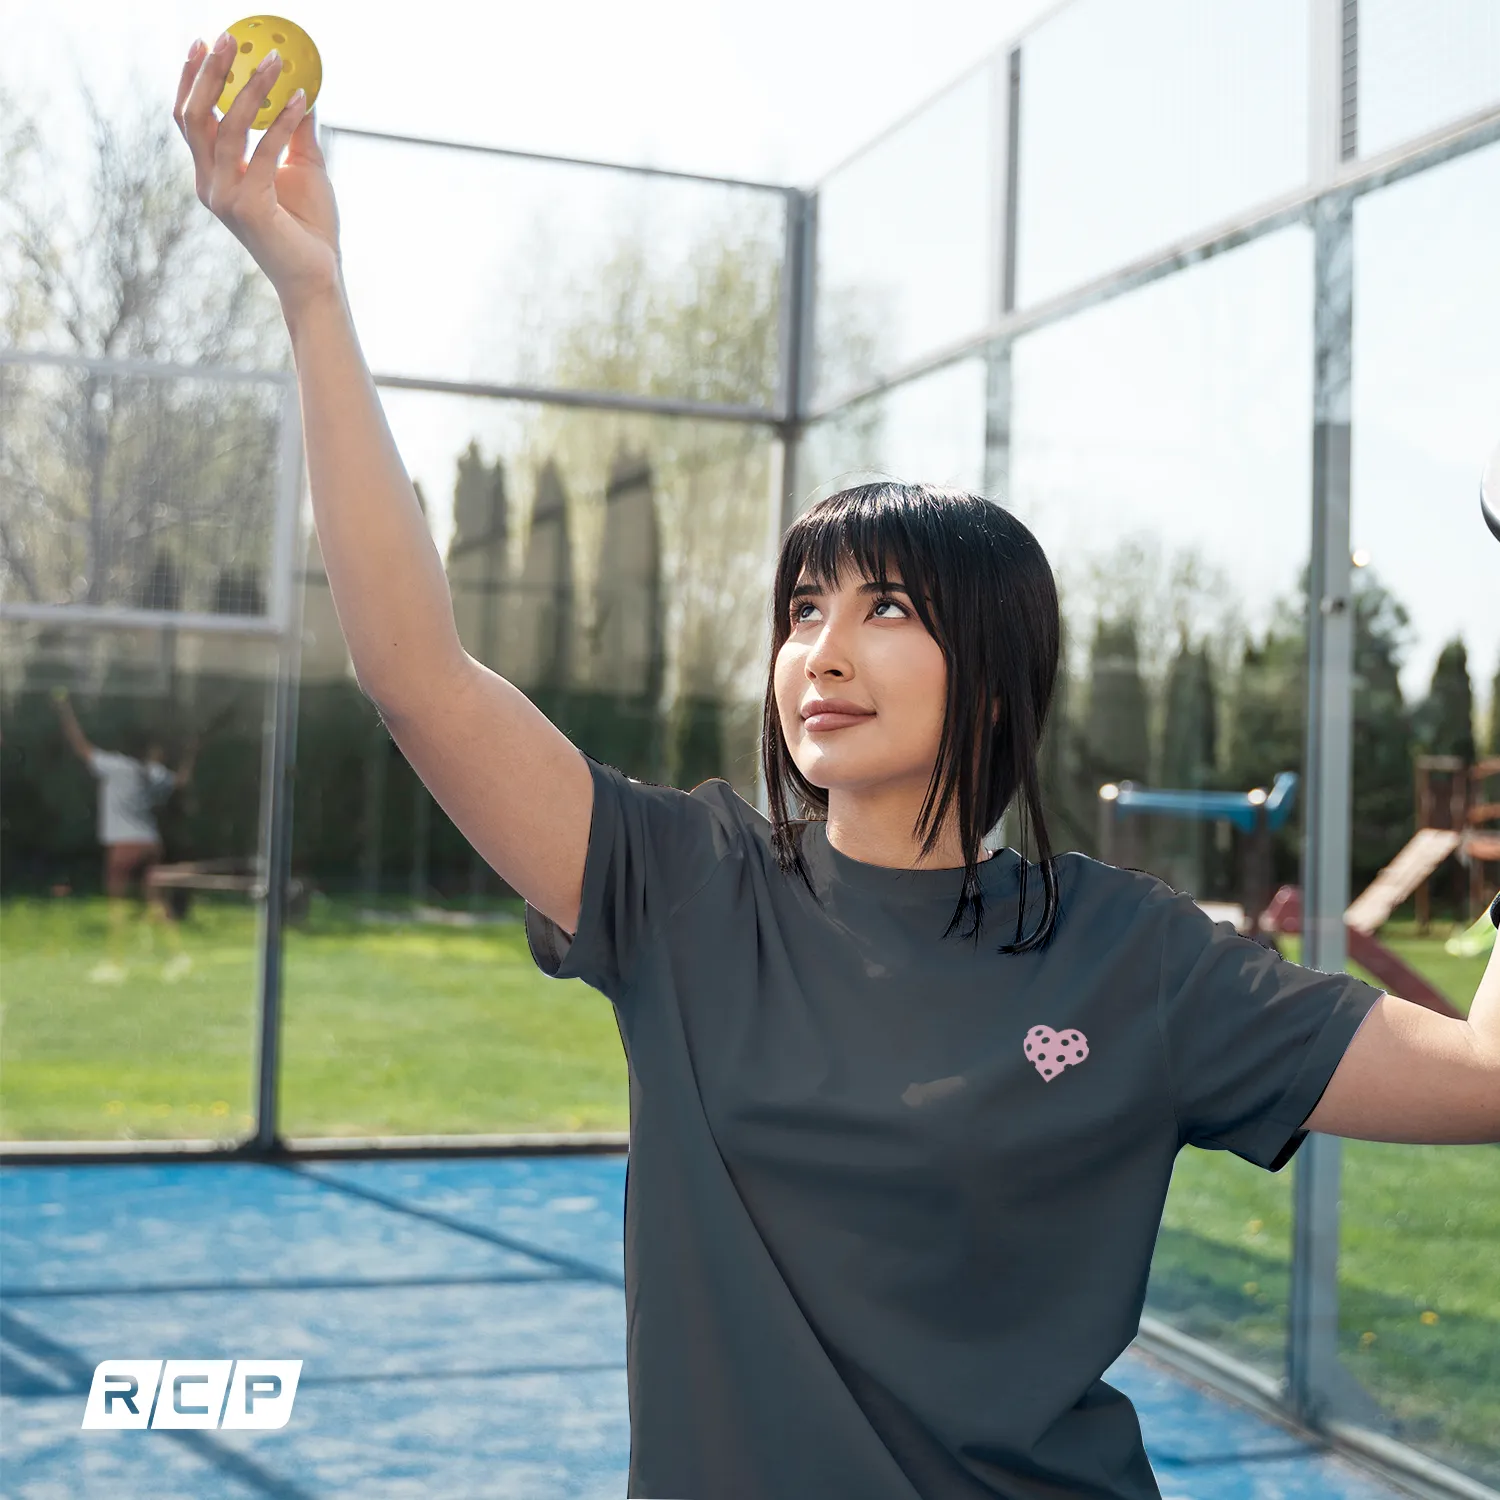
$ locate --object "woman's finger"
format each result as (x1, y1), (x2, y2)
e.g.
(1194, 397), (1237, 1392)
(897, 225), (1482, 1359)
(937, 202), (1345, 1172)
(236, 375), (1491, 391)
(211, 48), (281, 206)
(171, 39), (205, 139)
(181, 32), (236, 194)
(283, 105), (326, 170)
(244, 85), (308, 190)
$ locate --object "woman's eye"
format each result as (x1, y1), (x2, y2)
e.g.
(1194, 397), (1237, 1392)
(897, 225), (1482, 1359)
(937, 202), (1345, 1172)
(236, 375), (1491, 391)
(791, 596), (906, 624)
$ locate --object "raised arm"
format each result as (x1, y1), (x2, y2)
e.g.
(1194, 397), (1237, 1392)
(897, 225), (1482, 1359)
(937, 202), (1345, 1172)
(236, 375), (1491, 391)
(175, 34), (592, 935)
(51, 689), (95, 765)
(173, 733), (199, 789)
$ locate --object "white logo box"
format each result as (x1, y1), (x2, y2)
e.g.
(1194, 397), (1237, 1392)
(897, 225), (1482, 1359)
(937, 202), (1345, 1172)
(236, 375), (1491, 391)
(81, 1360), (303, 1429)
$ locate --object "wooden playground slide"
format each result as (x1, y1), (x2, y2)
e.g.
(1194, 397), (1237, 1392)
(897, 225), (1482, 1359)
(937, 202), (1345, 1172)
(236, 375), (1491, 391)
(1343, 828), (1462, 935)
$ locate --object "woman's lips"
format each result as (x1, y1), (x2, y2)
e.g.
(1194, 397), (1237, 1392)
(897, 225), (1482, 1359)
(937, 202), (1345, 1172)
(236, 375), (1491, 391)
(803, 712), (875, 733)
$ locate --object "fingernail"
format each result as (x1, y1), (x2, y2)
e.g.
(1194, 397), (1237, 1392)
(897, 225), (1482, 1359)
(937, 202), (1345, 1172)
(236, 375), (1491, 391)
(258, 49), (280, 70)
(215, 31), (233, 51)
(187, 37), (204, 61)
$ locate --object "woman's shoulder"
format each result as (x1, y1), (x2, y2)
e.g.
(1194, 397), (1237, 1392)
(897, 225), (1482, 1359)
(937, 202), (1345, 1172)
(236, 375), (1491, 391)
(1022, 849), (1165, 943)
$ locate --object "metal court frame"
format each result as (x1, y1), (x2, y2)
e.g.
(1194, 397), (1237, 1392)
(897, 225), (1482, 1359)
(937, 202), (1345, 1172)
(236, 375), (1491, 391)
(3, 3), (1499, 1494)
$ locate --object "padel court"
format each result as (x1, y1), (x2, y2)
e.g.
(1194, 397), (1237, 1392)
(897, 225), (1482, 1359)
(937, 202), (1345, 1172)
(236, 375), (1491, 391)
(1, 1154), (1424, 1498)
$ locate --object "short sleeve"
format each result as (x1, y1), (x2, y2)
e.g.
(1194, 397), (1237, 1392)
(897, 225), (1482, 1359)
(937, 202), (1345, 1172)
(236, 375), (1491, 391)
(523, 750), (739, 1003)
(1152, 883), (1383, 1172)
(88, 749), (126, 777)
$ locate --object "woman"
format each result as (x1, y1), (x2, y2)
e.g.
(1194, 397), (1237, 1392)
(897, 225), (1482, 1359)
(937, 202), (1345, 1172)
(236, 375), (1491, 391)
(174, 36), (1500, 1498)
(53, 688), (197, 983)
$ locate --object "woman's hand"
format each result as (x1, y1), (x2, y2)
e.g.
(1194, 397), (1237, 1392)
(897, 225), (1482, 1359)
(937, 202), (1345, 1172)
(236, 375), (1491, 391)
(174, 33), (342, 310)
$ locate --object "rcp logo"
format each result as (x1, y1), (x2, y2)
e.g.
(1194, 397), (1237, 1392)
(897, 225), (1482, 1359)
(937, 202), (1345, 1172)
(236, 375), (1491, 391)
(82, 1360), (302, 1429)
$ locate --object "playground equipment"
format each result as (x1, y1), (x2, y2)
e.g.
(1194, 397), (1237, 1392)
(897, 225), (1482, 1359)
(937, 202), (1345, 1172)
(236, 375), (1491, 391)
(1404, 754), (1500, 933)
(1098, 767), (1487, 1017)
(1097, 771), (1298, 937)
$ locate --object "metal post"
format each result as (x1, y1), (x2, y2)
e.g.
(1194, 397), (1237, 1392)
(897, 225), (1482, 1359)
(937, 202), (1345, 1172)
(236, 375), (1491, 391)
(989, 46), (1021, 851)
(778, 188), (817, 536)
(760, 188), (817, 821)
(982, 48), (1019, 507)
(248, 384), (309, 1153)
(1287, 0), (1387, 1435)
(1288, 188), (1384, 1433)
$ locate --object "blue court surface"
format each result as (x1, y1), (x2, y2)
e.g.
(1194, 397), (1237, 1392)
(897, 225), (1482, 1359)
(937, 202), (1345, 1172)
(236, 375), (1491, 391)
(1, 1155), (1415, 1499)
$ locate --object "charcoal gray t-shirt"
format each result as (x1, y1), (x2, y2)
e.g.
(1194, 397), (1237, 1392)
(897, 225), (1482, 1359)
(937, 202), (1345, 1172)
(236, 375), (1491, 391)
(525, 751), (1382, 1500)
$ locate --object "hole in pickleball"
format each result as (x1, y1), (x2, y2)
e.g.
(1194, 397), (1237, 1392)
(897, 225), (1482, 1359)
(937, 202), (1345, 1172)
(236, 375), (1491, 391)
(272, 32), (285, 42)
(282, 60), (293, 72)
(261, 96), (271, 109)
(240, 41), (252, 53)
(227, 69), (235, 83)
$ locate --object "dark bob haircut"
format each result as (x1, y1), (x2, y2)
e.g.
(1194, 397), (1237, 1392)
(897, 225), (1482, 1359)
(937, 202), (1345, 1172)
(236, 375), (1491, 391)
(759, 481), (1063, 955)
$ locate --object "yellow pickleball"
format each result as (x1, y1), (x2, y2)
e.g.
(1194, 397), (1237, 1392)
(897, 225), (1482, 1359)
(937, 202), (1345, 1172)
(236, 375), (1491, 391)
(215, 15), (322, 131)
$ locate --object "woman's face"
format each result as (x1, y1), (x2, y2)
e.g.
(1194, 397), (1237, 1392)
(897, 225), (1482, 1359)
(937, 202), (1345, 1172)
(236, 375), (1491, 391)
(774, 560), (948, 796)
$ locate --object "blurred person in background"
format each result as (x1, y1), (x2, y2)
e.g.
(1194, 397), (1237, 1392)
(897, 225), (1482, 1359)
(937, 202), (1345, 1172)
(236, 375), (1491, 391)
(52, 688), (197, 984)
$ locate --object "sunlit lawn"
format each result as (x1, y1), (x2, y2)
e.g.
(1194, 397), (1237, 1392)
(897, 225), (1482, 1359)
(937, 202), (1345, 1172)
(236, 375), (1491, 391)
(1149, 924), (1497, 1484)
(0, 892), (628, 1141)
(2, 896), (1495, 1480)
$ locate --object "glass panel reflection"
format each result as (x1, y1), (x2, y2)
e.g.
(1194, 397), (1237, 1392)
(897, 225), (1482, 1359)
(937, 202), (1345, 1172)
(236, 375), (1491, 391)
(1016, 0), (1308, 306)
(0, 619), (275, 1142)
(813, 65), (995, 405)
(1340, 140), (1500, 1488)
(1358, 0), (1500, 159)
(800, 357), (989, 512)
(280, 395), (776, 1138)
(329, 134), (786, 408)
(0, 360), (287, 615)
(1010, 225), (1315, 1384)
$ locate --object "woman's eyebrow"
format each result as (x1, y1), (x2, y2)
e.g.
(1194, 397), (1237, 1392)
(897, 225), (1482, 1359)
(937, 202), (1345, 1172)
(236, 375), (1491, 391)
(790, 579), (911, 599)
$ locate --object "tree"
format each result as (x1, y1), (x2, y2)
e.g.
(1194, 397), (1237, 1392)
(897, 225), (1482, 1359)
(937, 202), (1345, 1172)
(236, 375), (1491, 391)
(1160, 633), (1219, 791)
(1084, 616), (1152, 787)
(1349, 568), (1418, 894)
(0, 76), (294, 891)
(1157, 631), (1220, 894)
(487, 204), (790, 791)
(1414, 638), (1477, 763)
(1221, 583), (1307, 893)
(0, 79), (289, 613)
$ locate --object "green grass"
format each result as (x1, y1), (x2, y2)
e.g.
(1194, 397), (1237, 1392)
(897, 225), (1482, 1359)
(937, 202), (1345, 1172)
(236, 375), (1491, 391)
(2, 897), (1496, 1481)
(0, 892), (628, 1140)
(1146, 920), (1499, 1486)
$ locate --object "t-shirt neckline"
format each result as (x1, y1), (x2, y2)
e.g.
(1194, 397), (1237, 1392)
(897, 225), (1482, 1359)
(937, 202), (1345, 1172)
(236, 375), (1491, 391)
(802, 819), (1023, 903)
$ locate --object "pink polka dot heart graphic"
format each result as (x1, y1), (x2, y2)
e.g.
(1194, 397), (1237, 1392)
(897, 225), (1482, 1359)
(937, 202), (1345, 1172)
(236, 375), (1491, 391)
(1024, 1025), (1089, 1082)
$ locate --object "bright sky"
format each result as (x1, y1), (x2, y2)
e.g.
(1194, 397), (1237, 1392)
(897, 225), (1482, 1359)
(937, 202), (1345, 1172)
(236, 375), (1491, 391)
(7, 0), (1056, 186)
(7, 0), (1499, 730)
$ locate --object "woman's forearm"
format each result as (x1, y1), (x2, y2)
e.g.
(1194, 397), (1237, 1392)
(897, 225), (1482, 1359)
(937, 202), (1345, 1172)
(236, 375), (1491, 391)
(283, 280), (466, 712)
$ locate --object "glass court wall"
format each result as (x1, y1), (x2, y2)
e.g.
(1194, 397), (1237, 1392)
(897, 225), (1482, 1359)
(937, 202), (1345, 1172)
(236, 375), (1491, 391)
(276, 136), (790, 1139)
(0, 355), (301, 1146)
(3, 0), (1497, 1489)
(806, 0), (1500, 1489)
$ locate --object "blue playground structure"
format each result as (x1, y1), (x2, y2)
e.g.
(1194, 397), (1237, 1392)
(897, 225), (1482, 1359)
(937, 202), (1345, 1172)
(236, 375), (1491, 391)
(1097, 772), (1299, 935)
